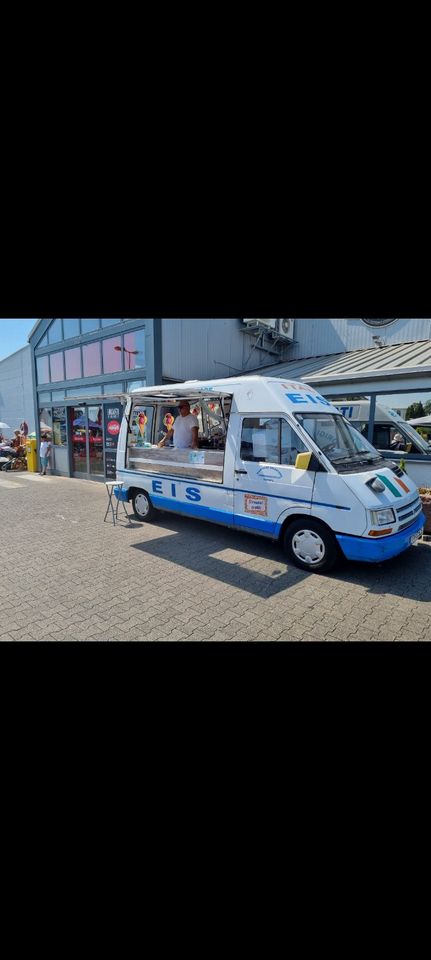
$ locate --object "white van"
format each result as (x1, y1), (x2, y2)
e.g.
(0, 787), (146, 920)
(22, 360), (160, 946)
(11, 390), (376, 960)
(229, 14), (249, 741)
(116, 377), (425, 574)
(334, 401), (431, 487)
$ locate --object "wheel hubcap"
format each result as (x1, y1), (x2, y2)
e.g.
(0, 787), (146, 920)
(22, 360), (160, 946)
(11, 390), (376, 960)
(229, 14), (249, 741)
(292, 529), (325, 565)
(135, 493), (150, 517)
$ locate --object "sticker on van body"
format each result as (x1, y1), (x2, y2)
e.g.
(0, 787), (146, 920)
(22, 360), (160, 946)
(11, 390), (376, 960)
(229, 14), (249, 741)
(189, 451), (205, 464)
(257, 467), (283, 481)
(244, 494), (268, 516)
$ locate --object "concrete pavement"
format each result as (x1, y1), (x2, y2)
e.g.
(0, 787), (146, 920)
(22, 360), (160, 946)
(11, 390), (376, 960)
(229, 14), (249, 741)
(0, 472), (430, 641)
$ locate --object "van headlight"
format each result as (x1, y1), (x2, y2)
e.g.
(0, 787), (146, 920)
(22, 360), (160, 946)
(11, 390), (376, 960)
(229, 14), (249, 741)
(370, 508), (396, 526)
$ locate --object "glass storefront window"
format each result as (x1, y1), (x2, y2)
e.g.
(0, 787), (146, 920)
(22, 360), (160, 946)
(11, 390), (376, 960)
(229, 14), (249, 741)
(38, 391), (51, 403)
(88, 404), (104, 477)
(37, 355), (50, 384)
(70, 406), (86, 474)
(53, 407), (67, 446)
(69, 404), (104, 476)
(48, 319), (63, 344)
(51, 390), (65, 401)
(65, 346), (82, 380)
(67, 386), (102, 397)
(127, 379), (146, 391)
(102, 336), (123, 374)
(81, 319), (100, 334)
(104, 382), (124, 395)
(36, 332), (48, 348)
(124, 330), (145, 369)
(101, 319), (121, 328)
(63, 319), (80, 339)
(49, 351), (65, 382)
(82, 341), (101, 377)
(39, 407), (53, 439)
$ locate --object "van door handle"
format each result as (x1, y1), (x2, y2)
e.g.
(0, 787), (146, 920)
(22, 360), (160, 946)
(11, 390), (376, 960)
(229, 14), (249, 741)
(235, 469), (248, 475)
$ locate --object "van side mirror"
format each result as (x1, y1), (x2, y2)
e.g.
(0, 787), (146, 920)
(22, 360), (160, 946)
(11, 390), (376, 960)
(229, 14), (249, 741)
(295, 452), (312, 471)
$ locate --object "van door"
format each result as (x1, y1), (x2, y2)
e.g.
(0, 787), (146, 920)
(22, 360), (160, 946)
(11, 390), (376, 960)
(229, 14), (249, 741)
(233, 416), (315, 536)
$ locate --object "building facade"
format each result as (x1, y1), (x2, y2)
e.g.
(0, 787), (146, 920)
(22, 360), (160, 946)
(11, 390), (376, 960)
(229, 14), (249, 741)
(0, 345), (35, 435)
(26, 317), (431, 481)
(28, 318), (285, 480)
(280, 318), (431, 361)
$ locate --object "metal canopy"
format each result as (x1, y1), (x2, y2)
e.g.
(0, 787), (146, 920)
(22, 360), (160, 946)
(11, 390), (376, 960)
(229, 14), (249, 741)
(253, 340), (431, 397)
(307, 339), (431, 380)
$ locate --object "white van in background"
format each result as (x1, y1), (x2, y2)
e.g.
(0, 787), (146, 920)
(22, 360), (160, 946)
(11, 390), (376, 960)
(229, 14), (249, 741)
(115, 377), (425, 574)
(334, 401), (431, 488)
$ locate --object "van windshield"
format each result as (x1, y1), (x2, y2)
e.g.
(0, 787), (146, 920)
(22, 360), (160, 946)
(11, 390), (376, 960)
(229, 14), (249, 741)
(295, 413), (383, 468)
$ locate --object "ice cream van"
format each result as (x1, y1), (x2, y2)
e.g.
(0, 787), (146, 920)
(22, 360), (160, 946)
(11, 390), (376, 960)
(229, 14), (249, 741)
(333, 401), (431, 487)
(115, 377), (425, 573)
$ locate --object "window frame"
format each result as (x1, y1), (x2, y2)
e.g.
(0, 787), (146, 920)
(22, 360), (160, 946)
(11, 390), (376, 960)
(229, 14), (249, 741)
(239, 416), (309, 466)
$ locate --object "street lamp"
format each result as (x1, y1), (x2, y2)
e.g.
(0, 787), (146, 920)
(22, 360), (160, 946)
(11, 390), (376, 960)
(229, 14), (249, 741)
(114, 345), (139, 369)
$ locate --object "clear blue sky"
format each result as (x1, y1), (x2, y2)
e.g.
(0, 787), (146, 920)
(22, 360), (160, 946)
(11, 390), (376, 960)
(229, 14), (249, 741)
(0, 319), (37, 361)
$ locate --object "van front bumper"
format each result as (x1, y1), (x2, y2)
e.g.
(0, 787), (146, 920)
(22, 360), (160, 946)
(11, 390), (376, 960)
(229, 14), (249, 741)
(336, 512), (426, 563)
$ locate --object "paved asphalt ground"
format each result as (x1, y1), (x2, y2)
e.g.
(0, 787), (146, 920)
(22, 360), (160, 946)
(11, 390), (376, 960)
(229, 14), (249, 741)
(0, 472), (430, 641)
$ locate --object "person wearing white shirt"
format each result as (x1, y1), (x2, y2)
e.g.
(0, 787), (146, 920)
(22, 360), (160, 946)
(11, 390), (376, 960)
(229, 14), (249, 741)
(39, 434), (52, 475)
(158, 401), (199, 450)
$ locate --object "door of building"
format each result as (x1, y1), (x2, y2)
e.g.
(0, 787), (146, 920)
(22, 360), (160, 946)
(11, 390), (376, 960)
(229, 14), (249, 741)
(70, 404), (104, 479)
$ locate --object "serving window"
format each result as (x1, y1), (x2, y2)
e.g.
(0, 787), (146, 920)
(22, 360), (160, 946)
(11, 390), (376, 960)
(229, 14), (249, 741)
(126, 396), (230, 483)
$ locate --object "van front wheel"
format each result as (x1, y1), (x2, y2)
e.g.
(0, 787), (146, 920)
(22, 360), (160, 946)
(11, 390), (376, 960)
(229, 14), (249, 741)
(132, 490), (156, 522)
(283, 518), (338, 573)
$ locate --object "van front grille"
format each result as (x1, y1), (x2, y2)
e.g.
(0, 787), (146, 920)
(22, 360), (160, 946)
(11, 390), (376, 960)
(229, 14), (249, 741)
(396, 496), (422, 527)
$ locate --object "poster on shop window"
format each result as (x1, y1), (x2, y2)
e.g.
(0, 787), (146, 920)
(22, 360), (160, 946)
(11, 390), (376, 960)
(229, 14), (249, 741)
(104, 403), (123, 478)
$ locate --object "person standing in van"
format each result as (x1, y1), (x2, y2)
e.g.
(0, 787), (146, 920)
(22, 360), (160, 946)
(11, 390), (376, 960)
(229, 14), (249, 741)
(158, 401), (199, 450)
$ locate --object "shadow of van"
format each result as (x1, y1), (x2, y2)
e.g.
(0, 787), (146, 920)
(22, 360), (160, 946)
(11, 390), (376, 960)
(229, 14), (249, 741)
(131, 514), (310, 598)
(129, 513), (431, 603)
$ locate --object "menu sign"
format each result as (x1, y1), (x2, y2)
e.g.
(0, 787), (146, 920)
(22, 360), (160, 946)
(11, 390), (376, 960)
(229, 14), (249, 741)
(105, 450), (118, 480)
(104, 404), (123, 450)
(103, 403), (123, 478)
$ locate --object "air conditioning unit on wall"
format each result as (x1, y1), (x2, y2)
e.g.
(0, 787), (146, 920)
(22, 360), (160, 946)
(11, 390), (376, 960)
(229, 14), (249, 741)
(242, 318), (278, 331)
(274, 318), (295, 340)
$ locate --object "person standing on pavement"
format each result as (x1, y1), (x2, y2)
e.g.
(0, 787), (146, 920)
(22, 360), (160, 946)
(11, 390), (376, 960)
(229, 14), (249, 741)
(158, 401), (199, 450)
(39, 434), (51, 475)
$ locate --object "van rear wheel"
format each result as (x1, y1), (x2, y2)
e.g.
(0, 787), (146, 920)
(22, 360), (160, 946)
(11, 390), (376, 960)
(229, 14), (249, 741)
(283, 518), (338, 573)
(132, 490), (156, 522)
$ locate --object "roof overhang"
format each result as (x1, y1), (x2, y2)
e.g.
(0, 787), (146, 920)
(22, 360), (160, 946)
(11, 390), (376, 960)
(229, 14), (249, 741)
(306, 366), (431, 396)
(299, 340), (431, 395)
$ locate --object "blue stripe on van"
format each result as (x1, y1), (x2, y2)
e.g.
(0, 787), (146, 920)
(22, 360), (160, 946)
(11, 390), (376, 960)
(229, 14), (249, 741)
(121, 468), (351, 511)
(150, 492), (279, 534)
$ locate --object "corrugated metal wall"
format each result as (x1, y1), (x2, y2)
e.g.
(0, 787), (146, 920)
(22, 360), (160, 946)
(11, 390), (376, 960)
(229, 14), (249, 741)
(289, 318), (431, 360)
(0, 345), (34, 432)
(161, 318), (431, 380)
(161, 319), (289, 380)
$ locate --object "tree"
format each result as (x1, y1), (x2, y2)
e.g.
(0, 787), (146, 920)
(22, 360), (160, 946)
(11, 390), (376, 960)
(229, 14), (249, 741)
(405, 401), (425, 421)
(423, 400), (431, 416)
